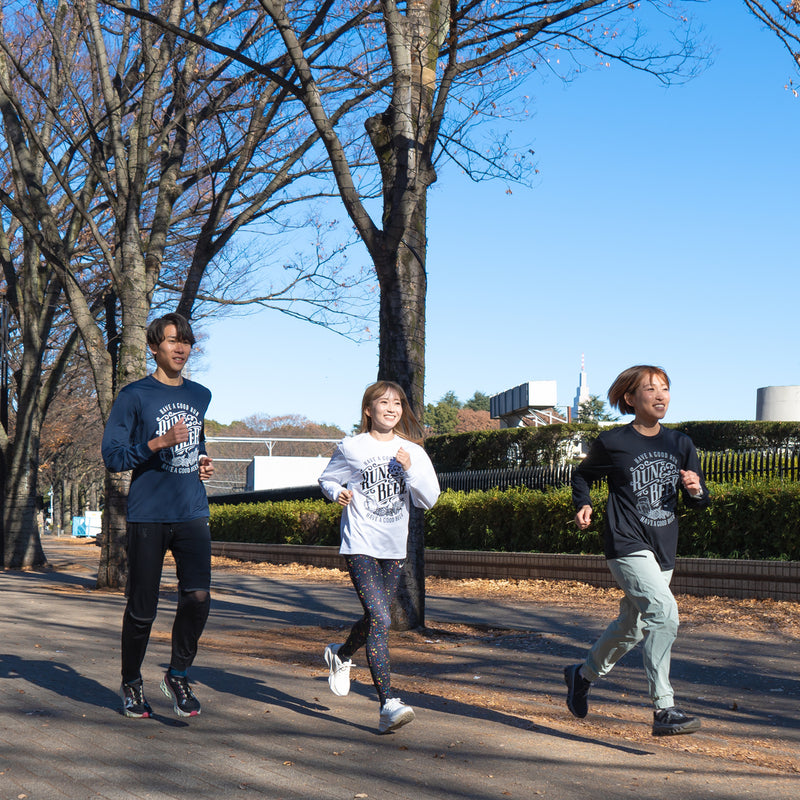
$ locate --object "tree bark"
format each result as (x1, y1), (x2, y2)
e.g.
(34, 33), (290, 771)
(97, 470), (129, 589)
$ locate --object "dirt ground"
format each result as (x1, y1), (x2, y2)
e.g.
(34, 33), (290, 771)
(202, 556), (800, 775)
(43, 543), (800, 774)
(210, 554), (800, 636)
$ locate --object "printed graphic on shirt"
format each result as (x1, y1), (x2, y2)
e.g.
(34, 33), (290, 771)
(360, 456), (406, 523)
(155, 401), (203, 474)
(629, 450), (679, 527)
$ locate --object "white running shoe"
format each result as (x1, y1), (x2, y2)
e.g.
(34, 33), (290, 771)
(323, 644), (353, 696)
(379, 697), (415, 733)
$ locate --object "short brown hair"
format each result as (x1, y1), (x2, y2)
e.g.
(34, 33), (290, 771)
(359, 381), (424, 444)
(608, 365), (670, 415)
(146, 313), (196, 349)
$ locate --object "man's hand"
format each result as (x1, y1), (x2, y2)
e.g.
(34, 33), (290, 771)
(199, 455), (214, 481)
(149, 417), (189, 452)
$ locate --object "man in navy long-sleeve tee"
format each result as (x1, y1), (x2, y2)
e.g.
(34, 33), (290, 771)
(102, 312), (214, 720)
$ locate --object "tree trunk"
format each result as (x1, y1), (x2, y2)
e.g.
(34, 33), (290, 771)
(97, 470), (130, 589)
(2, 338), (48, 568)
(2, 425), (47, 568)
(51, 483), (62, 535)
(376, 201), (429, 630)
(61, 477), (72, 533)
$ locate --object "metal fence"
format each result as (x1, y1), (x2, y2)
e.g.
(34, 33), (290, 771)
(207, 449), (800, 505)
(437, 465), (574, 493)
(699, 448), (800, 483)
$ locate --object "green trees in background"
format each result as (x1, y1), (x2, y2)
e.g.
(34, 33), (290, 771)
(577, 395), (618, 424)
(425, 390), (497, 435)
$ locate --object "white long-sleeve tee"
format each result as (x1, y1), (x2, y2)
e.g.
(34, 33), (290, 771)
(319, 432), (441, 559)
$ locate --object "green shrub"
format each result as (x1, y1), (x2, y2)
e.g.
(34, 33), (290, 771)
(425, 420), (800, 472)
(677, 480), (800, 560)
(424, 486), (607, 554)
(210, 480), (800, 560)
(424, 423), (603, 471)
(210, 499), (342, 546)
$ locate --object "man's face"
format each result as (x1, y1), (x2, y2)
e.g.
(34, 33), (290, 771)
(150, 324), (191, 377)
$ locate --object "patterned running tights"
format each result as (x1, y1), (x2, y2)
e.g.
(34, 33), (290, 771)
(339, 555), (404, 707)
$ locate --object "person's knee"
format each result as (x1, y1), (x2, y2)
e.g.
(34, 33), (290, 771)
(644, 595), (679, 634)
(181, 589), (210, 609)
(124, 607), (156, 629)
(366, 606), (391, 634)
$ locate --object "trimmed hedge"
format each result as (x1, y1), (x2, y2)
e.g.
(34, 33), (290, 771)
(424, 423), (600, 471)
(210, 499), (342, 546)
(677, 480), (800, 560)
(209, 480), (800, 561)
(425, 420), (800, 472)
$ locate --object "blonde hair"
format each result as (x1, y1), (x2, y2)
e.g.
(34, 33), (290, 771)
(608, 365), (670, 415)
(359, 381), (424, 444)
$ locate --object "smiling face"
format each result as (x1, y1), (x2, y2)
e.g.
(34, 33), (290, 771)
(150, 324), (191, 381)
(365, 388), (404, 436)
(624, 373), (670, 427)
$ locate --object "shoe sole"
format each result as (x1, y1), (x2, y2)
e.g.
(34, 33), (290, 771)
(379, 707), (415, 733)
(121, 707), (151, 719)
(323, 646), (351, 697)
(122, 708), (152, 719)
(160, 677), (201, 717)
(564, 666), (588, 719)
(119, 687), (151, 718)
(652, 718), (701, 736)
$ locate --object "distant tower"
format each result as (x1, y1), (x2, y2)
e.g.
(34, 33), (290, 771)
(572, 355), (590, 420)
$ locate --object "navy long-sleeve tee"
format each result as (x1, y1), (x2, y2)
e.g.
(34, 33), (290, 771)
(572, 423), (709, 570)
(101, 375), (212, 523)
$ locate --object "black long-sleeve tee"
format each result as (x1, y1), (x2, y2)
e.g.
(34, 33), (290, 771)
(572, 424), (709, 569)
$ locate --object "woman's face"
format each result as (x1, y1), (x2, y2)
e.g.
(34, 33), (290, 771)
(365, 389), (403, 435)
(625, 373), (670, 424)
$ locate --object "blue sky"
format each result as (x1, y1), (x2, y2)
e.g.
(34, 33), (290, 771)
(194, 1), (799, 432)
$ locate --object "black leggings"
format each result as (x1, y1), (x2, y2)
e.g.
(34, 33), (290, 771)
(121, 518), (211, 684)
(339, 555), (404, 706)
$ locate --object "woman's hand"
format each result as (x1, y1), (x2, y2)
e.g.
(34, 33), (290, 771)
(575, 505), (593, 530)
(680, 469), (703, 497)
(337, 489), (353, 507)
(395, 447), (411, 471)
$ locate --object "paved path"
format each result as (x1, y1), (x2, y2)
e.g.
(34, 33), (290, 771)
(0, 539), (797, 800)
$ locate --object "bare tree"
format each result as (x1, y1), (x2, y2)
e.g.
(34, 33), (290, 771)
(0, 0), (379, 578)
(254, 0), (705, 627)
(120, 0), (705, 626)
(743, 2), (800, 85)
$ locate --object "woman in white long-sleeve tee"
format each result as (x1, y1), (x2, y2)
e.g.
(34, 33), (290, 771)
(318, 381), (440, 733)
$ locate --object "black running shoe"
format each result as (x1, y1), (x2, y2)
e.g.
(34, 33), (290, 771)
(120, 679), (152, 718)
(564, 664), (591, 718)
(652, 707), (701, 736)
(160, 671), (201, 717)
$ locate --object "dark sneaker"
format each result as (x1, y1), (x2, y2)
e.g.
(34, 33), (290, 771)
(120, 679), (152, 718)
(564, 664), (591, 718)
(652, 707), (701, 736)
(160, 672), (201, 717)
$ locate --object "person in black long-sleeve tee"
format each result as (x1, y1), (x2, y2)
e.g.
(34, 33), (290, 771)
(565, 365), (709, 737)
(102, 313), (214, 720)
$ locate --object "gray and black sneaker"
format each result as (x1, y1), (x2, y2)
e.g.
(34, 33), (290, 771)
(120, 678), (152, 718)
(652, 707), (701, 736)
(160, 671), (201, 717)
(564, 664), (591, 718)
